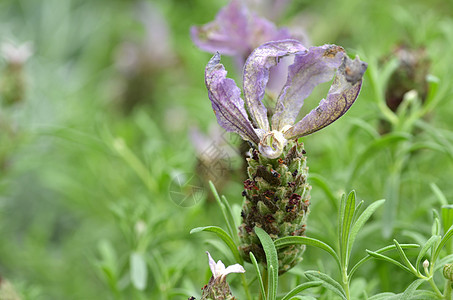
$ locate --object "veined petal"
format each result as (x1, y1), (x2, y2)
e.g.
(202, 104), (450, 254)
(191, 0), (250, 56)
(207, 252), (217, 277)
(272, 45), (345, 131)
(284, 55), (368, 139)
(205, 53), (260, 144)
(222, 263), (246, 277)
(243, 40), (307, 131)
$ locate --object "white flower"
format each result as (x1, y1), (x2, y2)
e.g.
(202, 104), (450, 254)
(206, 251), (245, 280)
(1, 41), (33, 64)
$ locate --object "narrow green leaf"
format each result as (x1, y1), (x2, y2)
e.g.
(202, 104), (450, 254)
(250, 252), (266, 299)
(433, 218), (441, 237)
(347, 132), (411, 186)
(382, 169), (401, 239)
(431, 183), (448, 206)
(400, 279), (425, 300)
(407, 141), (446, 154)
(274, 236), (340, 269)
(97, 239), (118, 277)
(351, 200), (364, 225)
(221, 195), (238, 228)
(365, 250), (412, 274)
(209, 182), (235, 241)
(304, 271), (347, 300)
(367, 292), (397, 300)
(348, 199), (385, 258)
(434, 254), (453, 272)
(393, 240), (417, 275)
(341, 191), (356, 267)
(415, 235), (441, 273)
(442, 205), (453, 236)
(190, 226), (242, 264)
(433, 224), (453, 263)
(268, 266), (276, 300)
(339, 194), (346, 238)
(380, 57), (400, 88)
(281, 281), (323, 300)
(255, 227), (278, 300)
(410, 290), (441, 299)
(221, 195), (240, 244)
(348, 117), (380, 140)
(130, 252), (148, 291)
(349, 244), (420, 278)
(308, 173), (338, 210)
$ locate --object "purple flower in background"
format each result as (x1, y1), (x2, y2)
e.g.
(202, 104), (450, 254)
(191, 0), (297, 63)
(205, 40), (367, 158)
(245, 0), (292, 22)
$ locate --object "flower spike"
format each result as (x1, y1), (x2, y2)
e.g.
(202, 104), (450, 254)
(202, 40), (367, 274)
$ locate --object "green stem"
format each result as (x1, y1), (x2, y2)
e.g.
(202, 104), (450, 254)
(427, 276), (444, 298)
(342, 269), (350, 300)
(444, 280), (452, 300)
(261, 268), (268, 300)
(241, 273), (253, 300)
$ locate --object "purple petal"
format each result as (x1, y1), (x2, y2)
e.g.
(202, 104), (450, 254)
(191, 0), (250, 57)
(248, 13), (292, 49)
(272, 45), (345, 131)
(205, 53), (260, 144)
(284, 55), (368, 139)
(243, 40), (307, 131)
(245, 0), (292, 21)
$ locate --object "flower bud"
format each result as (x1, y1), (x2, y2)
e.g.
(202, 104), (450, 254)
(443, 263), (453, 281)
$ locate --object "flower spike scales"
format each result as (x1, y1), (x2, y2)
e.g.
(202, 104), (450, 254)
(205, 40), (367, 273)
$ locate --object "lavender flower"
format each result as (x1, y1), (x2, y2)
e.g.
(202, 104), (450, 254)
(191, 0), (294, 63)
(205, 39), (367, 159)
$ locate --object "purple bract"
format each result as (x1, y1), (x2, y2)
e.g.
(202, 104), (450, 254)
(204, 39), (367, 158)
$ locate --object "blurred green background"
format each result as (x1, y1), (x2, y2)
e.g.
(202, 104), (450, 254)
(0, 0), (453, 299)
